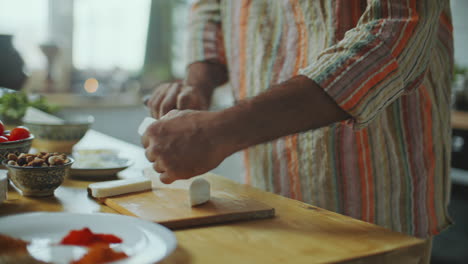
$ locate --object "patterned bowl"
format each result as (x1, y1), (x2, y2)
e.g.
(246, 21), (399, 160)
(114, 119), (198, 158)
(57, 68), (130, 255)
(0, 134), (34, 165)
(23, 116), (94, 154)
(3, 157), (74, 197)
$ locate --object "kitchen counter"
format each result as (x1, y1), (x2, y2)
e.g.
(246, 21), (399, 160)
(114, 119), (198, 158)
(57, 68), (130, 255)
(0, 130), (426, 263)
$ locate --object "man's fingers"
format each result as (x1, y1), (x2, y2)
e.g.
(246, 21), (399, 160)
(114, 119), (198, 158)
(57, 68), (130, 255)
(159, 171), (178, 184)
(153, 94), (166, 119)
(141, 132), (150, 148)
(177, 87), (200, 110)
(161, 109), (181, 120)
(144, 145), (157, 162)
(153, 161), (166, 174)
(149, 83), (171, 118)
(177, 92), (191, 110)
(159, 83), (180, 118)
(143, 139), (167, 173)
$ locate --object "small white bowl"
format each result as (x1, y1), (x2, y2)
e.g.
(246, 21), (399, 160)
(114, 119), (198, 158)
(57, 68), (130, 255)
(0, 170), (8, 203)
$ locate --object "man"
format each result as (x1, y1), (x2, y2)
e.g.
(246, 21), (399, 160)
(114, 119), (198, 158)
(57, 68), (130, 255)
(143, 0), (452, 247)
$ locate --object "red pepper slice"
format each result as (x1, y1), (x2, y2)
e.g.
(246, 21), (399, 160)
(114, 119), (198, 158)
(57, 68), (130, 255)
(94, 234), (122, 244)
(60, 228), (123, 246)
(60, 228), (95, 246)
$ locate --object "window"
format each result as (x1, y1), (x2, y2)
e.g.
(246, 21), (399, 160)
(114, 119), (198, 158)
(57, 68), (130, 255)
(0, 0), (48, 70)
(73, 0), (151, 72)
(0, 0), (191, 95)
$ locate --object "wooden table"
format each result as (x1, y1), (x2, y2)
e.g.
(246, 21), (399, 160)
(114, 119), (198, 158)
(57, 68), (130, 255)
(0, 130), (426, 264)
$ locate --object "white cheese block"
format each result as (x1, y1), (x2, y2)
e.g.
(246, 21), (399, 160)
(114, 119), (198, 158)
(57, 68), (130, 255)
(189, 178), (211, 206)
(138, 117), (158, 136)
(88, 177), (152, 198)
(0, 170), (8, 204)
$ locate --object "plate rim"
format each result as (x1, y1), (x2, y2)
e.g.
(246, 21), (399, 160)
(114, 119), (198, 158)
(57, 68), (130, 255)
(71, 158), (133, 171)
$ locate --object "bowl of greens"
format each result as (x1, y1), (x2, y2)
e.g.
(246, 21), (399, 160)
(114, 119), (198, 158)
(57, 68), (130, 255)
(0, 89), (58, 126)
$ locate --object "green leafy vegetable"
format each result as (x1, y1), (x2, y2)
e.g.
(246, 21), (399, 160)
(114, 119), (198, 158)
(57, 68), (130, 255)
(0, 92), (59, 124)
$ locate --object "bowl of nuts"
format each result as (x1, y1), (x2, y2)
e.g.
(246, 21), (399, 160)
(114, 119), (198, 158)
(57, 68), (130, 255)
(3, 152), (74, 197)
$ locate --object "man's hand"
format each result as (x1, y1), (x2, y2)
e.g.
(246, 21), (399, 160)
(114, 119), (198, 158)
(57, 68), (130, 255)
(145, 61), (229, 119)
(146, 82), (210, 119)
(141, 110), (233, 184)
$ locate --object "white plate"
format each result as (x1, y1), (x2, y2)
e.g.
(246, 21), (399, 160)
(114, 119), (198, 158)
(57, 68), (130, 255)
(0, 212), (177, 264)
(70, 152), (133, 179)
(70, 159), (133, 179)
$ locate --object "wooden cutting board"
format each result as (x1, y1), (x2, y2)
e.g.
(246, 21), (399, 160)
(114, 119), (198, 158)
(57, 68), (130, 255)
(101, 168), (275, 229)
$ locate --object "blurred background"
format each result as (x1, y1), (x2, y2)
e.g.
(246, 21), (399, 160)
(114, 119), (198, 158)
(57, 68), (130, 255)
(0, 0), (233, 143)
(0, 0), (239, 180)
(0, 1), (468, 263)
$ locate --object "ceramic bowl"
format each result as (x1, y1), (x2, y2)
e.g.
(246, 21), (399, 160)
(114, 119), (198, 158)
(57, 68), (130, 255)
(3, 157), (74, 197)
(0, 170), (7, 204)
(23, 115), (94, 154)
(0, 134), (34, 164)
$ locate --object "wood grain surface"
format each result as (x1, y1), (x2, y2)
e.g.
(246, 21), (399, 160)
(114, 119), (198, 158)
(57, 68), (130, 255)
(159, 173), (426, 264)
(102, 169), (275, 229)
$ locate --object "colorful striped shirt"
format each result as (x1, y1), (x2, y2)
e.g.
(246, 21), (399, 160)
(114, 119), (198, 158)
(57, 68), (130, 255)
(187, 0), (453, 238)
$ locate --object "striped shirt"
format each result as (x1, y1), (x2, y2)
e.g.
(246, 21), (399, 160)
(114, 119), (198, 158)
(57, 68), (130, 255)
(187, 0), (453, 238)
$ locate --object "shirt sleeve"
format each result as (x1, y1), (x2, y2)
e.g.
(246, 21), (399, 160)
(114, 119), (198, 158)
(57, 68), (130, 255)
(186, 0), (226, 66)
(299, 0), (445, 129)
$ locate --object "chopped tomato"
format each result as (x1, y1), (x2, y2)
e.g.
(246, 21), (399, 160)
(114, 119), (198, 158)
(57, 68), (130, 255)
(60, 228), (123, 247)
(9, 127), (31, 141)
(0, 120), (4, 135)
(60, 228), (95, 246)
(0, 136), (8, 143)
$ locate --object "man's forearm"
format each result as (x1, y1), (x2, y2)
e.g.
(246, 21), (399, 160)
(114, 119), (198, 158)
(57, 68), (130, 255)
(215, 75), (350, 153)
(185, 61), (229, 99)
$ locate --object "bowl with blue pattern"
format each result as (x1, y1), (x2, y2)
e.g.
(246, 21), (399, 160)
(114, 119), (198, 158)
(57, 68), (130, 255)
(23, 115), (94, 154)
(0, 133), (34, 165)
(3, 156), (74, 197)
